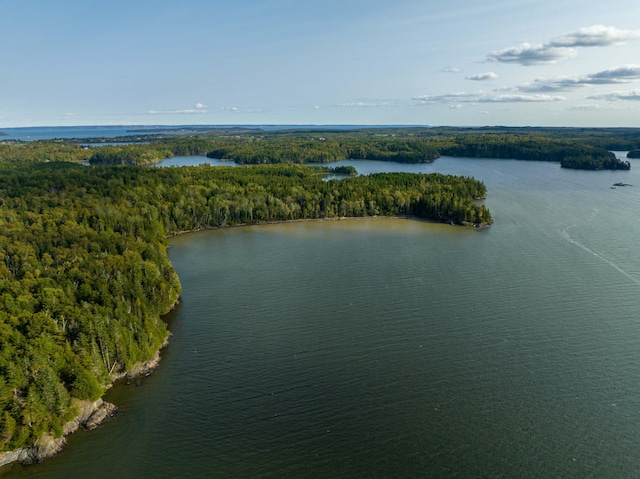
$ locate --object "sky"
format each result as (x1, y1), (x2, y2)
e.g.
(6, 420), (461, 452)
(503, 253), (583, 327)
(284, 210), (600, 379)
(1, 0), (640, 127)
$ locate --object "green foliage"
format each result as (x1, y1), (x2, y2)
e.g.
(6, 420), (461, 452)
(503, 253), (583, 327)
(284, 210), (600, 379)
(3, 127), (636, 171)
(326, 165), (357, 175)
(0, 141), (91, 164)
(627, 150), (640, 159)
(436, 134), (630, 170)
(0, 160), (490, 452)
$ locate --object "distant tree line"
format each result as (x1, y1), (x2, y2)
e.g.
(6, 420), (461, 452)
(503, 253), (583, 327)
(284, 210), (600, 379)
(434, 135), (630, 170)
(2, 130), (633, 170)
(87, 134), (629, 170)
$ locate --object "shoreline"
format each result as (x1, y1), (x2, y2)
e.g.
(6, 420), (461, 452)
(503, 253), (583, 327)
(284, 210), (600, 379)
(0, 216), (486, 469)
(166, 214), (492, 238)
(0, 331), (174, 469)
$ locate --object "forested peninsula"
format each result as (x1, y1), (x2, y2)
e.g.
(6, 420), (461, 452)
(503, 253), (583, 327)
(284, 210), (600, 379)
(0, 156), (490, 465)
(1, 125), (637, 466)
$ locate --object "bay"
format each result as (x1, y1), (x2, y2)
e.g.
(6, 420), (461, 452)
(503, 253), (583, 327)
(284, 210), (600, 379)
(4, 155), (640, 478)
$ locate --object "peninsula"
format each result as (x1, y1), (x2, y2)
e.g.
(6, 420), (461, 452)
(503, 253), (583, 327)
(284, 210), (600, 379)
(0, 155), (490, 466)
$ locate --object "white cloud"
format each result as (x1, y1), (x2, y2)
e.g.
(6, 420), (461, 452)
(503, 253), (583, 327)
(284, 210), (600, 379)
(586, 65), (640, 84)
(480, 94), (566, 103)
(587, 90), (640, 101)
(147, 108), (207, 115)
(550, 25), (640, 48)
(146, 102), (209, 115)
(413, 92), (481, 104)
(442, 67), (462, 73)
(488, 43), (575, 65)
(219, 105), (263, 113)
(571, 104), (603, 111)
(412, 91), (565, 104)
(516, 65), (640, 92)
(335, 100), (396, 108)
(488, 25), (640, 66)
(466, 72), (498, 81)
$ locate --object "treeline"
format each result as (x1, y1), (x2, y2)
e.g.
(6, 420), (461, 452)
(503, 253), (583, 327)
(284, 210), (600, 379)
(88, 139), (214, 165)
(0, 163), (182, 451)
(436, 135), (631, 170)
(627, 150), (640, 159)
(87, 134), (628, 170)
(0, 142), (91, 163)
(206, 138), (440, 164)
(3, 129), (632, 170)
(86, 137), (441, 165)
(0, 162), (490, 452)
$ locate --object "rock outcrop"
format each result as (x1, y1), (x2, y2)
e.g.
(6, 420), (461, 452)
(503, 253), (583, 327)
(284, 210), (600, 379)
(0, 399), (118, 467)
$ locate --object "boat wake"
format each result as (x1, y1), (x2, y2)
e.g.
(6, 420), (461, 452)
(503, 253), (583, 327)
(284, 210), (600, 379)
(560, 228), (640, 288)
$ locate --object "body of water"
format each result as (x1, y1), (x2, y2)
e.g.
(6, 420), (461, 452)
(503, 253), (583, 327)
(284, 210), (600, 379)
(3, 155), (640, 478)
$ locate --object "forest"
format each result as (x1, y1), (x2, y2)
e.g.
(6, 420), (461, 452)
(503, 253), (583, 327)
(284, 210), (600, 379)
(1, 127), (635, 170)
(0, 158), (490, 454)
(86, 131), (630, 170)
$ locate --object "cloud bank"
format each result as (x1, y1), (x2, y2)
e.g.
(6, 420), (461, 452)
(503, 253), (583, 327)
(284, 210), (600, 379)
(335, 100), (397, 108)
(588, 90), (640, 101)
(516, 65), (640, 92)
(488, 25), (640, 65)
(466, 72), (498, 81)
(412, 92), (565, 104)
(147, 103), (208, 115)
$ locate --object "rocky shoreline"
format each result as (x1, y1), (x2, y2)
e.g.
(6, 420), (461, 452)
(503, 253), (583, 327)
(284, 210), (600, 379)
(0, 399), (118, 468)
(0, 340), (169, 469)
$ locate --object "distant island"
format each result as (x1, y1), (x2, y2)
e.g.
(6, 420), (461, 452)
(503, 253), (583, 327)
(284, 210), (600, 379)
(628, 149), (640, 159)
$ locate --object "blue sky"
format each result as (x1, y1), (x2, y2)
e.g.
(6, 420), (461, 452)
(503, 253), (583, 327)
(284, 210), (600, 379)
(1, 0), (640, 127)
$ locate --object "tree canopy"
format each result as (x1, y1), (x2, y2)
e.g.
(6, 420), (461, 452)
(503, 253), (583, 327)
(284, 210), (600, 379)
(0, 160), (490, 452)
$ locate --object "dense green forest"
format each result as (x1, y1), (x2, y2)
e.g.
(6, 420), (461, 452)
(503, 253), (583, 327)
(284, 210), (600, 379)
(0, 160), (490, 453)
(2, 127), (635, 170)
(86, 132), (629, 170)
